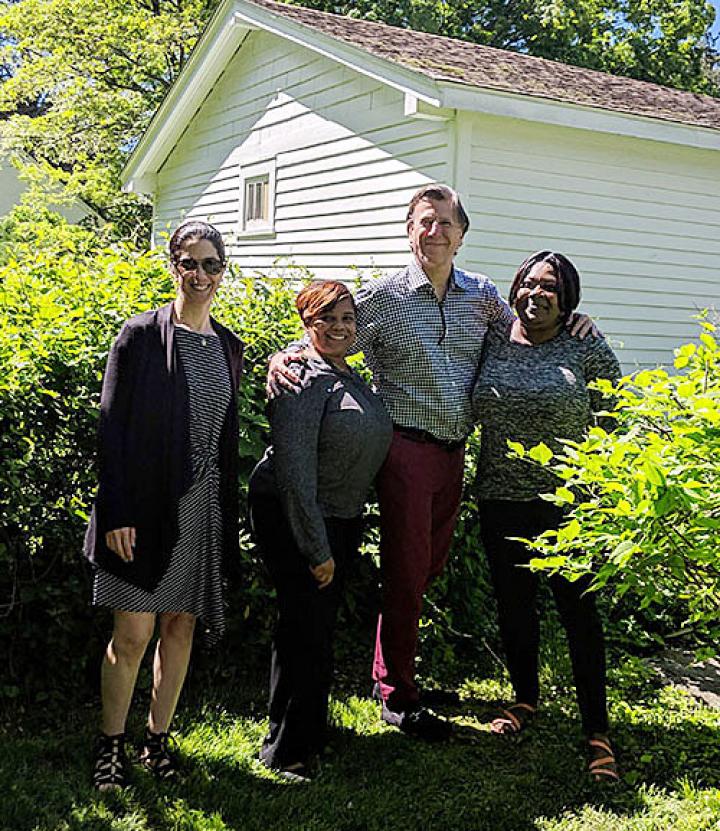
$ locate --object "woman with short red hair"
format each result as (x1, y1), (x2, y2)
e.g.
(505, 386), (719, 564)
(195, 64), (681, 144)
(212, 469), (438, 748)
(249, 280), (392, 780)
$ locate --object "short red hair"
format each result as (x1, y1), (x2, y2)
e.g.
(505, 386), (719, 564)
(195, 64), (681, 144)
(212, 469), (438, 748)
(296, 280), (355, 324)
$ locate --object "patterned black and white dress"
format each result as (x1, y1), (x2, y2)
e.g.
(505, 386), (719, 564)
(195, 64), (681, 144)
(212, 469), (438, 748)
(93, 328), (232, 643)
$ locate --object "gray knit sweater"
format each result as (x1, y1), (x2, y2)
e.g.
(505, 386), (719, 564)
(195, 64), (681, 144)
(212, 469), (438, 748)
(250, 357), (392, 564)
(472, 324), (621, 501)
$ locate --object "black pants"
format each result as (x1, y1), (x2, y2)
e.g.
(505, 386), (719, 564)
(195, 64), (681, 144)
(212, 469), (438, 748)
(479, 499), (609, 735)
(249, 493), (363, 768)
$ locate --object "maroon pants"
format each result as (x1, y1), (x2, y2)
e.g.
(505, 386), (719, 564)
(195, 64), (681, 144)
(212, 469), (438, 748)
(372, 431), (465, 710)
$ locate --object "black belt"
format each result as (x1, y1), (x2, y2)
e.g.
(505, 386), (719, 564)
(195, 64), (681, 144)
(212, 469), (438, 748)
(393, 424), (465, 452)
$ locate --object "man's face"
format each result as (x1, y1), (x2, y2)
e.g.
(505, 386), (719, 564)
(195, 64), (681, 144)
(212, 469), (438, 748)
(406, 197), (464, 276)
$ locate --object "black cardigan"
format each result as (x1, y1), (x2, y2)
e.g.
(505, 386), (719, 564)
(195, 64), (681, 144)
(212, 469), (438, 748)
(84, 302), (244, 591)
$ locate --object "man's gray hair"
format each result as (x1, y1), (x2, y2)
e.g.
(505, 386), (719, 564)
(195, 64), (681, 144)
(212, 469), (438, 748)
(406, 184), (470, 235)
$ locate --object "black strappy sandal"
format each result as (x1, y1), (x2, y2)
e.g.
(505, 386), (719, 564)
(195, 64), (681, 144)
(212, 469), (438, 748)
(93, 732), (130, 791)
(138, 728), (180, 780)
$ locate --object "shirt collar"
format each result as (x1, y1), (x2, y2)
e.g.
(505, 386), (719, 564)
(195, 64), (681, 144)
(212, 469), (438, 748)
(408, 258), (468, 294)
(306, 352), (355, 379)
(450, 267), (471, 293)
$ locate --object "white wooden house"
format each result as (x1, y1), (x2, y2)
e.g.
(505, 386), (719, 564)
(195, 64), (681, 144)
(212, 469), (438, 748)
(122, 0), (720, 369)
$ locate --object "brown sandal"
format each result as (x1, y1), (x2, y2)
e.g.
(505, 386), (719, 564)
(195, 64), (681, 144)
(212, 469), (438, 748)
(490, 702), (536, 735)
(588, 737), (620, 783)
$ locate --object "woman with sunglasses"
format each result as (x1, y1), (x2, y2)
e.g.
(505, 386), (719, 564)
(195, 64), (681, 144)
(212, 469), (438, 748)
(472, 251), (621, 782)
(84, 220), (243, 790)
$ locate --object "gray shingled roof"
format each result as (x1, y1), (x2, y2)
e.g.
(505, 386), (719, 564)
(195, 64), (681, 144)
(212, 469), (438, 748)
(248, 0), (720, 131)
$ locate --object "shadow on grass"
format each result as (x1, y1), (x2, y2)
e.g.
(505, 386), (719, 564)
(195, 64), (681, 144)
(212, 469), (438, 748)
(166, 718), (649, 831)
(2, 673), (718, 831)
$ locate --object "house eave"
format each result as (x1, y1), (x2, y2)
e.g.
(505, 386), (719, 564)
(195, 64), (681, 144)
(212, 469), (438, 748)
(122, 5), (254, 194)
(122, 0), (720, 194)
(438, 81), (720, 151)
(231, 3), (443, 106)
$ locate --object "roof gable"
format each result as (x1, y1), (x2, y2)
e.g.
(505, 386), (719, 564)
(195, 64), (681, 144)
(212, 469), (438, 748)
(122, 0), (720, 192)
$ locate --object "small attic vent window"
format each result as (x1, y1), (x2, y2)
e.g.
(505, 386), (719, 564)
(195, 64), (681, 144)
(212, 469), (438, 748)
(244, 176), (269, 224)
(239, 158), (276, 237)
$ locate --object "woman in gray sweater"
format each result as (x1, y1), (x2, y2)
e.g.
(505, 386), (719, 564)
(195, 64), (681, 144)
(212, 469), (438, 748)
(472, 251), (621, 782)
(249, 280), (392, 780)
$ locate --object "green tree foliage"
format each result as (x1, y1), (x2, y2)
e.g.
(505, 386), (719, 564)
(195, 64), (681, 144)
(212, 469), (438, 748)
(1, 0), (718, 238)
(517, 321), (720, 652)
(292, 0), (720, 95)
(0, 0), (220, 232)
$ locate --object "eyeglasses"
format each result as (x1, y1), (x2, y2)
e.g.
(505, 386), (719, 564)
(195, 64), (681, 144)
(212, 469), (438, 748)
(519, 278), (558, 294)
(174, 257), (225, 276)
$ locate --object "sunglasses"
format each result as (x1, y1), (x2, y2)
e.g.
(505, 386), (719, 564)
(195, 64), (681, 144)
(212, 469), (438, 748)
(175, 257), (225, 276)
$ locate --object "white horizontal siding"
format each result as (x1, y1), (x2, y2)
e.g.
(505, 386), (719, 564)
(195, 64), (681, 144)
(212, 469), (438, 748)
(461, 114), (720, 370)
(154, 29), (450, 275)
(152, 30), (720, 370)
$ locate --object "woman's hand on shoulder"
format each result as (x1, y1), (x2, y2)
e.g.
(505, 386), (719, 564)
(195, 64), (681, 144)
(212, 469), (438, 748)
(105, 527), (136, 562)
(310, 557), (335, 589)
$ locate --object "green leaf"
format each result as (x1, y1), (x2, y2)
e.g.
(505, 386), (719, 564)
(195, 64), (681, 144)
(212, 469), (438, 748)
(555, 486), (575, 504)
(528, 442), (553, 465)
(529, 556), (567, 570)
(677, 381), (697, 397)
(558, 519), (581, 542)
(676, 343), (697, 358)
(642, 461), (666, 487)
(611, 540), (637, 566)
(634, 370), (654, 387)
(616, 500), (633, 516)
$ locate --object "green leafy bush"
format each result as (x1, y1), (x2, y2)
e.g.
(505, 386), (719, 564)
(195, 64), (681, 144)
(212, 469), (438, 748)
(520, 319), (720, 652)
(9, 211), (716, 713)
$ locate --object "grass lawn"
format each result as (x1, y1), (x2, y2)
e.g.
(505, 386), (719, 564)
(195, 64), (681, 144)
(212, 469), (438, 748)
(2, 647), (719, 831)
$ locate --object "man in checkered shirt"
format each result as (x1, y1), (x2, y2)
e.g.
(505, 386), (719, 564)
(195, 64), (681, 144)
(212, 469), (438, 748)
(357, 184), (513, 741)
(271, 184), (591, 742)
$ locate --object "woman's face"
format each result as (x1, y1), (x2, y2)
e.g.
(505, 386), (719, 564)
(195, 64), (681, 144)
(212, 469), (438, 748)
(306, 296), (357, 363)
(515, 262), (563, 333)
(172, 237), (225, 306)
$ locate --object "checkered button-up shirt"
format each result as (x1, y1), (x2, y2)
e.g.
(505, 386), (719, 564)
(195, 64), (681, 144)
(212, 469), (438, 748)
(355, 259), (513, 442)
